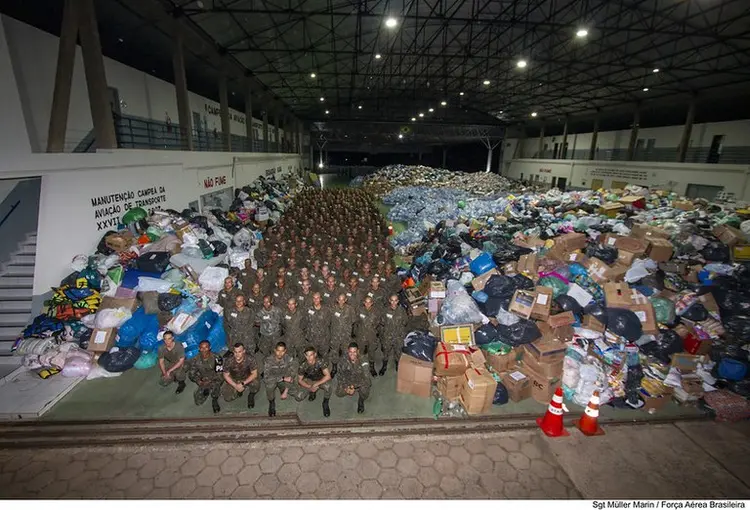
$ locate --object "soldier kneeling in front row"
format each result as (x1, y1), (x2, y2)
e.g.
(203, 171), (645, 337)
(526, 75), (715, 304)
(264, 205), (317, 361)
(294, 346), (333, 417)
(263, 341), (298, 417)
(336, 342), (371, 414)
(186, 340), (223, 414)
(221, 343), (261, 408)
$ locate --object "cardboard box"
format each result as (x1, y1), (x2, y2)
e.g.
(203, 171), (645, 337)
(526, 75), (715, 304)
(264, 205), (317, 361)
(555, 232), (587, 252)
(99, 296), (139, 312)
(619, 195), (646, 208)
(601, 233), (622, 248)
(604, 282), (634, 307)
(584, 257), (610, 284)
(396, 354), (434, 398)
(472, 269), (500, 292)
(509, 290), (535, 319)
(698, 293), (720, 316)
(531, 286), (553, 321)
(483, 349), (514, 374)
(502, 370), (531, 402)
(469, 347), (486, 368)
(501, 262), (518, 275)
(429, 281), (446, 299)
(404, 287), (425, 306)
(519, 346), (564, 378)
(713, 225), (746, 248)
(685, 265), (703, 283)
(733, 245), (750, 262)
(566, 251), (587, 264)
(617, 249), (637, 266)
(672, 200), (695, 211)
(606, 264), (628, 283)
(517, 253), (538, 277)
(648, 238), (674, 262)
(640, 387), (674, 412)
(434, 342), (471, 376)
(524, 366), (562, 404)
(581, 315), (605, 333)
(547, 311), (576, 328)
(439, 324), (475, 346)
(681, 374), (704, 396)
(524, 335), (567, 363)
(614, 237), (649, 256)
(460, 368), (498, 415)
(436, 375), (463, 401)
(626, 303), (658, 335)
(631, 224), (670, 241)
(88, 327), (117, 353)
(600, 202), (624, 218)
(670, 353), (706, 374)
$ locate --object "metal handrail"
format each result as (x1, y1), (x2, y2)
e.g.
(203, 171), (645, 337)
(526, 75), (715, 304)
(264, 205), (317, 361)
(0, 201), (20, 230)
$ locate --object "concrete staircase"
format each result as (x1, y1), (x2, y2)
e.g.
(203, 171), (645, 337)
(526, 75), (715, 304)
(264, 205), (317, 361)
(0, 232), (36, 356)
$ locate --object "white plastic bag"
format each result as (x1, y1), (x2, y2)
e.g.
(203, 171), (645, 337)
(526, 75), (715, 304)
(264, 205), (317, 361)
(624, 259), (657, 283)
(86, 365), (123, 380)
(229, 249), (251, 269)
(61, 357), (93, 377)
(71, 254), (89, 272)
(135, 277), (173, 293)
(458, 272), (474, 285)
(199, 266), (229, 292)
(167, 312), (198, 335)
(440, 280), (489, 325)
(573, 363), (602, 406)
(95, 307), (133, 329)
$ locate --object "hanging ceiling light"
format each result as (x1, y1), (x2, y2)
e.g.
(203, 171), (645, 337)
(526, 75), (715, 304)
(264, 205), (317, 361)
(418, 113), (424, 117)
(576, 28), (588, 38)
(483, 79), (491, 85)
(310, 72), (316, 78)
(459, 92), (465, 96)
(428, 108), (434, 112)
(643, 87), (649, 92)
(398, 134), (404, 139)
(652, 68), (660, 73)
(411, 117), (416, 121)
(319, 97), (325, 102)
(385, 17), (398, 28)
(325, 110), (330, 114)
(358, 105), (363, 109)
(375, 54), (382, 60)
(531, 112), (538, 117)
(517, 60), (528, 69)
(441, 101), (447, 106)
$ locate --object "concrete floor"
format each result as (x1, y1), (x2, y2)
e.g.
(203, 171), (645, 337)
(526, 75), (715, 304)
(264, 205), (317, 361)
(1, 421), (748, 499)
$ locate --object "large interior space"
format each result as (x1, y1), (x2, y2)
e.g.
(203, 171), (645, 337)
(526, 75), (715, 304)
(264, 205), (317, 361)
(1, 0), (750, 504)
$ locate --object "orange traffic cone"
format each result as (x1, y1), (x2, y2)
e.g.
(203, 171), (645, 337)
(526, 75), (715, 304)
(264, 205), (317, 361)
(575, 390), (605, 436)
(536, 387), (569, 437)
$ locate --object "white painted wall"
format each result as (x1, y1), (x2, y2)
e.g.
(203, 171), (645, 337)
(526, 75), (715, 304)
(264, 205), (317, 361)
(1, 15), (291, 153)
(0, 16), (33, 157)
(505, 158), (750, 199)
(31, 149), (301, 294)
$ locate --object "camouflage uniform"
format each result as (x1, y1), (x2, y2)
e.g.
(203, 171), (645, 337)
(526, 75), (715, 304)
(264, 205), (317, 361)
(157, 342), (186, 386)
(329, 304), (356, 361)
(344, 286), (367, 309)
(271, 284), (294, 307)
(255, 306), (283, 356)
(221, 354), (261, 401)
(225, 307), (256, 351)
(354, 305), (381, 363)
(263, 354), (299, 400)
(281, 308), (306, 359)
(238, 269), (255, 293)
(217, 288), (241, 311)
(295, 290), (314, 308)
(186, 353), (223, 405)
(364, 286), (388, 310)
(380, 305), (409, 364)
(335, 355), (372, 400)
(293, 358), (333, 400)
(305, 305), (332, 359)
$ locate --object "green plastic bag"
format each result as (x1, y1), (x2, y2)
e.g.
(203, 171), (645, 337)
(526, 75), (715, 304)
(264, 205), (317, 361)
(122, 207), (148, 225)
(146, 226), (165, 241)
(483, 341), (512, 356)
(538, 276), (569, 298)
(134, 351), (158, 369)
(650, 297), (676, 325)
(107, 265), (124, 285)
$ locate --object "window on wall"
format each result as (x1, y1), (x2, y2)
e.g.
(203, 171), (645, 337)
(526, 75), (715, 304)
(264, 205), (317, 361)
(200, 188), (234, 212)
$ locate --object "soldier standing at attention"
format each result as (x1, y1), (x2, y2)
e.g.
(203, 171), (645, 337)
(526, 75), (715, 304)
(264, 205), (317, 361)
(217, 277), (240, 311)
(255, 295), (284, 360)
(186, 340), (223, 414)
(158, 330), (186, 393)
(336, 342), (371, 414)
(329, 292), (356, 377)
(305, 292), (332, 360)
(225, 294), (256, 353)
(354, 296), (381, 377)
(221, 343), (260, 409)
(282, 297), (306, 359)
(263, 342), (298, 417)
(294, 347), (333, 417)
(379, 294), (409, 375)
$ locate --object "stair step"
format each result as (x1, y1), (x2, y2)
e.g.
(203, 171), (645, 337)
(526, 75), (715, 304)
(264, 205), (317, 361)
(0, 288), (33, 299)
(0, 313), (31, 326)
(0, 326), (22, 339)
(18, 245), (37, 255)
(0, 277), (33, 288)
(0, 343), (14, 356)
(3, 266), (35, 277)
(12, 254), (35, 265)
(0, 301), (32, 312)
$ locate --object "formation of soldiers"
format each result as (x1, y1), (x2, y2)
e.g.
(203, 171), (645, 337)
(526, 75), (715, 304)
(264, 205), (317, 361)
(161, 189), (413, 418)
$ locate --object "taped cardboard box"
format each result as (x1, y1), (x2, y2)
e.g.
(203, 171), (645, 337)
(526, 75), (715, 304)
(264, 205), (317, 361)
(501, 370), (531, 402)
(604, 282), (636, 307)
(396, 354), (434, 398)
(501, 262), (518, 275)
(524, 366), (562, 404)
(524, 335), (567, 363)
(429, 281), (446, 299)
(713, 225), (746, 248)
(671, 353), (706, 374)
(483, 349), (514, 374)
(601, 233), (622, 248)
(509, 289), (535, 319)
(617, 249), (637, 266)
(555, 232), (587, 252)
(584, 257), (610, 284)
(600, 202), (624, 218)
(648, 238), (674, 262)
(518, 346), (564, 379)
(641, 387), (674, 412)
(460, 368), (498, 415)
(581, 315), (606, 333)
(614, 236), (649, 256)
(99, 296), (139, 312)
(631, 224), (670, 241)
(547, 311), (576, 328)
(626, 303), (658, 335)
(530, 286), (553, 321)
(618, 195), (646, 208)
(517, 253), (538, 277)
(434, 342), (471, 376)
(672, 200), (695, 211)
(436, 375), (463, 401)
(472, 269), (500, 291)
(88, 327), (117, 353)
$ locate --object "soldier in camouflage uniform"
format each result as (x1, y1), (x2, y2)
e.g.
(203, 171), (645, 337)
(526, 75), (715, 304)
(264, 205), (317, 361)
(271, 276), (294, 306)
(294, 347), (333, 417)
(221, 343), (260, 408)
(245, 282), (264, 315)
(158, 331), (186, 393)
(329, 293), (356, 376)
(304, 292), (332, 361)
(253, 267), (272, 296)
(321, 275), (344, 304)
(345, 275), (366, 308)
(295, 279), (314, 307)
(238, 259), (255, 293)
(225, 294), (257, 353)
(379, 294), (409, 375)
(281, 297), (306, 359)
(217, 277), (241, 311)
(354, 296), (381, 377)
(263, 341), (298, 417)
(186, 340), (223, 413)
(336, 342), (371, 414)
(255, 295), (284, 359)
(364, 275), (388, 310)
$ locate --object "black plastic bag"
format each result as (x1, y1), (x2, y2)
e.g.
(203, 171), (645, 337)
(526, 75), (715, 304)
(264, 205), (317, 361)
(60, 271), (81, 288)
(584, 302), (608, 327)
(641, 273), (665, 291)
(682, 303), (708, 322)
(605, 308), (643, 341)
(98, 347), (141, 372)
(640, 329), (683, 364)
(723, 315), (750, 339)
(556, 295), (583, 315)
(474, 323), (500, 346)
(702, 242), (730, 262)
(402, 330), (437, 362)
(511, 274), (535, 291)
(484, 275), (517, 299)
(427, 260), (451, 279)
(493, 382), (509, 405)
(586, 244), (618, 265)
(158, 293), (183, 312)
(480, 296), (511, 318)
(211, 241), (228, 255)
(498, 319), (541, 346)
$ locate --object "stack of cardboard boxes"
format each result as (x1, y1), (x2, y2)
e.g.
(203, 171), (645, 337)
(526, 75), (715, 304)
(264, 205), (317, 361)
(88, 294), (139, 356)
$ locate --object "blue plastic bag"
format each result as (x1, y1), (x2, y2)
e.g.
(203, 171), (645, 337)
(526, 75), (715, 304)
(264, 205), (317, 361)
(176, 310), (219, 349)
(469, 252), (496, 275)
(117, 307), (160, 349)
(134, 351), (158, 369)
(207, 316), (227, 352)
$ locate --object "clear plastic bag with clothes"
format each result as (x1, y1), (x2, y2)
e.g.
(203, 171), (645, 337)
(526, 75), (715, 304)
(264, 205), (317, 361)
(573, 363), (603, 407)
(440, 279), (489, 325)
(198, 266), (229, 292)
(95, 307), (133, 329)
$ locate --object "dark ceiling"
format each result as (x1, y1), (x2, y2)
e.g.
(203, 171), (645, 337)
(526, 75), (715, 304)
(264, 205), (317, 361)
(3, 0), (750, 138)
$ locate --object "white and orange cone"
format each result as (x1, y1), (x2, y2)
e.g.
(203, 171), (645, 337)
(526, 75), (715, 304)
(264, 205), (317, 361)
(536, 387), (569, 437)
(575, 390), (605, 436)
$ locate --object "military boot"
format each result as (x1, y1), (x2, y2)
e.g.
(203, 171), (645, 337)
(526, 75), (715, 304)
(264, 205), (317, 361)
(268, 399), (276, 417)
(357, 396), (365, 414)
(369, 363), (377, 377)
(211, 398), (221, 414)
(378, 360), (388, 376)
(330, 363), (338, 379)
(247, 392), (255, 409)
(308, 391), (317, 402)
(176, 381), (186, 394)
(322, 398), (331, 418)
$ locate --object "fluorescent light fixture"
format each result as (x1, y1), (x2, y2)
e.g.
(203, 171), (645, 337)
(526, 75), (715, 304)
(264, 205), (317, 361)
(459, 92), (465, 96)
(358, 105), (363, 109)
(483, 79), (491, 85)
(411, 117), (416, 121)
(310, 72), (316, 78)
(418, 113), (424, 117)
(517, 60), (528, 68)
(652, 68), (659, 73)
(576, 28), (588, 38)
(531, 112), (538, 117)
(385, 17), (398, 28)
(428, 108), (434, 112)
(375, 54), (382, 59)
(325, 110), (330, 114)
(441, 101), (447, 106)
(319, 97), (325, 102)
(398, 134), (404, 139)
(643, 87), (649, 92)
(318, 162), (324, 168)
